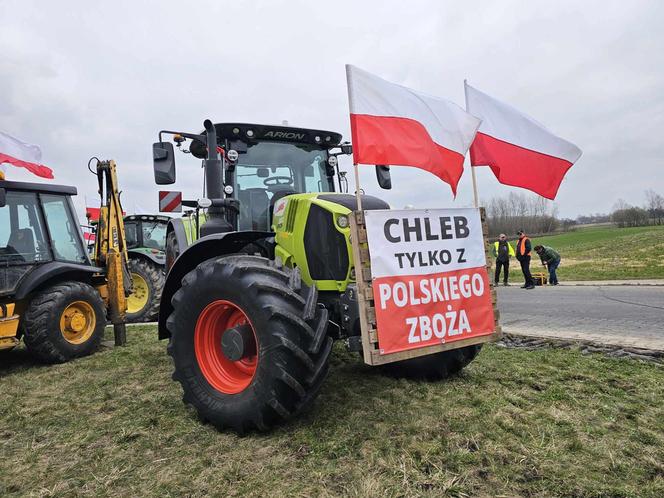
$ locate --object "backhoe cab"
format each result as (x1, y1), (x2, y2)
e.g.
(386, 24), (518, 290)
(154, 120), (480, 434)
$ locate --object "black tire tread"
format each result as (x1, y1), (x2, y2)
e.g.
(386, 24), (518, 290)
(126, 257), (164, 322)
(22, 281), (106, 363)
(167, 255), (332, 433)
(383, 344), (483, 380)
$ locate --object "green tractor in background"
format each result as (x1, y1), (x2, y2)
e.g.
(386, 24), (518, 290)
(123, 214), (168, 322)
(153, 120), (481, 433)
(85, 213), (168, 323)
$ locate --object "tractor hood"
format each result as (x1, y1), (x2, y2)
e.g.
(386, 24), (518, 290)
(272, 192), (389, 293)
(315, 193), (389, 212)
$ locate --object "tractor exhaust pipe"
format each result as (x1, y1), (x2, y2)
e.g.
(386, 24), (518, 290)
(200, 119), (234, 236)
(203, 119), (223, 207)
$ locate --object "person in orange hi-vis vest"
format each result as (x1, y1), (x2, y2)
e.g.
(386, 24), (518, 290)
(515, 230), (535, 289)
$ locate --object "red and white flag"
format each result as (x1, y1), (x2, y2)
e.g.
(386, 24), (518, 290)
(0, 130), (54, 179)
(346, 65), (481, 195)
(86, 207), (101, 222)
(465, 83), (582, 200)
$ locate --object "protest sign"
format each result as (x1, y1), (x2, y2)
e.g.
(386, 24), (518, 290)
(364, 208), (495, 355)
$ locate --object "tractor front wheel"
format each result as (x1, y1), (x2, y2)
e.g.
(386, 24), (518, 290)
(126, 257), (164, 322)
(167, 255), (332, 433)
(382, 345), (483, 380)
(22, 281), (107, 363)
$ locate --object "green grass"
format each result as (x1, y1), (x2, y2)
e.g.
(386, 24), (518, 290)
(1, 326), (663, 497)
(505, 225), (664, 281)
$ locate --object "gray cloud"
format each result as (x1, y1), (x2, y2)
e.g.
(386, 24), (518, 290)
(1, 0), (662, 219)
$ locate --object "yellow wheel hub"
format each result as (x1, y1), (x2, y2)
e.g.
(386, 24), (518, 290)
(60, 301), (96, 344)
(127, 272), (150, 314)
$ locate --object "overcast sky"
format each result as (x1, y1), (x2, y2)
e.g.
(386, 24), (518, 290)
(1, 0), (662, 220)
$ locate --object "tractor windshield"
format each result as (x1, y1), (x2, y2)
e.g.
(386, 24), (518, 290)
(142, 221), (167, 250)
(233, 141), (333, 231)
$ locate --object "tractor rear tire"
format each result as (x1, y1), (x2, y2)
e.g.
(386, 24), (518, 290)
(126, 257), (164, 323)
(166, 254), (332, 434)
(382, 345), (483, 380)
(22, 281), (107, 363)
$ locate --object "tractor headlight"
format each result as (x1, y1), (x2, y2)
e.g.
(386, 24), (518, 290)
(336, 214), (349, 229)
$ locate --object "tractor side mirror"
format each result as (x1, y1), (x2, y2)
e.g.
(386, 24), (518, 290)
(326, 155), (338, 177)
(0, 188), (6, 208)
(340, 144), (353, 155)
(153, 142), (176, 185)
(375, 165), (392, 190)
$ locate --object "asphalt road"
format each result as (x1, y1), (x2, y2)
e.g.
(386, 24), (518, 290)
(496, 285), (664, 349)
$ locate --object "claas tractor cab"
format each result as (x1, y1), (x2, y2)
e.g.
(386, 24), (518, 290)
(0, 160), (129, 362)
(123, 214), (168, 322)
(153, 120), (481, 433)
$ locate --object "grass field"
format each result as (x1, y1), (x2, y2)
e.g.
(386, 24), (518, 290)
(1, 326), (663, 497)
(504, 225), (664, 282)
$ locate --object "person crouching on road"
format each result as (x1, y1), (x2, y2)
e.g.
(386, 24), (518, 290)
(535, 245), (561, 286)
(493, 234), (515, 286)
(515, 230), (534, 289)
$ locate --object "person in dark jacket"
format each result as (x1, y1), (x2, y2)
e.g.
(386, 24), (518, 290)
(535, 245), (561, 285)
(492, 234), (515, 286)
(515, 230), (534, 289)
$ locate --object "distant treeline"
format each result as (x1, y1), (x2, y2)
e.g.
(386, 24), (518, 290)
(485, 192), (558, 237)
(485, 189), (664, 237)
(612, 190), (664, 228)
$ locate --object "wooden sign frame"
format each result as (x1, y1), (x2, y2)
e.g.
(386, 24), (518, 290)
(349, 208), (502, 366)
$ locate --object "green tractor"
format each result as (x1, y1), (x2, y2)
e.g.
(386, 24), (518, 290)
(123, 214), (168, 322)
(154, 120), (482, 433)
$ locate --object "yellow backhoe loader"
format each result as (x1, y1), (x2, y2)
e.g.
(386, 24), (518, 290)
(0, 159), (130, 362)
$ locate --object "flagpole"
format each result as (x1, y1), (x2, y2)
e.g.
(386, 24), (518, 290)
(464, 79), (480, 208)
(346, 64), (364, 213)
(353, 162), (363, 213)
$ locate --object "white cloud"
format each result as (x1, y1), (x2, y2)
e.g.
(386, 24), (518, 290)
(1, 0), (662, 219)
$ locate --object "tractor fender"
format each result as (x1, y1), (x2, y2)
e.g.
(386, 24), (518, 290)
(168, 218), (190, 250)
(158, 230), (274, 339)
(127, 248), (165, 267)
(13, 262), (102, 301)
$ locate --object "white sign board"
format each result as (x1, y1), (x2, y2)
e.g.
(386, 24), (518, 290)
(364, 208), (495, 355)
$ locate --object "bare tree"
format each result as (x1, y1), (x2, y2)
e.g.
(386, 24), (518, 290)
(612, 206), (649, 228)
(613, 198), (630, 212)
(645, 189), (664, 225)
(486, 192), (559, 237)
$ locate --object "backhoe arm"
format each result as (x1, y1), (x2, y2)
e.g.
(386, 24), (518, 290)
(92, 159), (131, 345)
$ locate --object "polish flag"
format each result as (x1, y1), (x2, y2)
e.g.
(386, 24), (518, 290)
(0, 130), (54, 179)
(465, 83), (582, 200)
(83, 230), (96, 243)
(346, 65), (481, 195)
(86, 207), (101, 221)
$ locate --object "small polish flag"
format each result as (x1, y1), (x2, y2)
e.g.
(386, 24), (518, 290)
(83, 231), (96, 243)
(465, 83), (582, 200)
(346, 65), (481, 195)
(0, 130), (54, 179)
(86, 207), (101, 222)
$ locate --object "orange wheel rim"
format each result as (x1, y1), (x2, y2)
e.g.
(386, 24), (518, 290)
(194, 300), (258, 394)
(59, 300), (96, 344)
